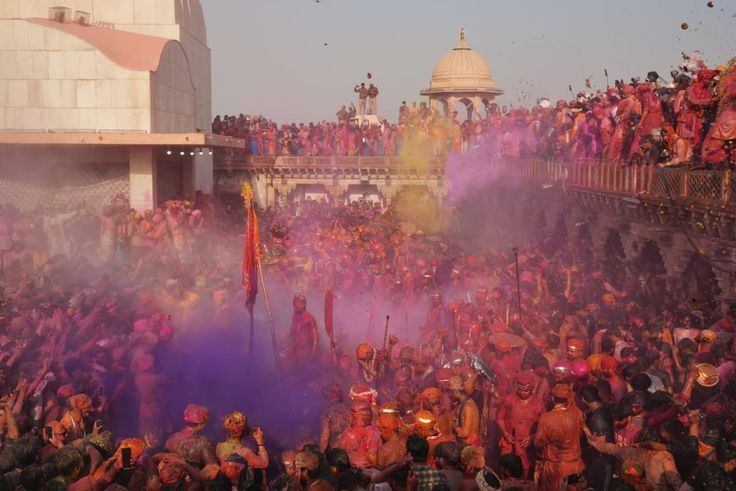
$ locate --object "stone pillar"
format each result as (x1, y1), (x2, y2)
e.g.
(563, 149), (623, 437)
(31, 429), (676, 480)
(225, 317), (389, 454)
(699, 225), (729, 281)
(446, 96), (458, 117)
(193, 154), (213, 194)
(469, 96), (483, 120)
(129, 146), (156, 211)
(251, 175), (268, 206)
(266, 183), (276, 207)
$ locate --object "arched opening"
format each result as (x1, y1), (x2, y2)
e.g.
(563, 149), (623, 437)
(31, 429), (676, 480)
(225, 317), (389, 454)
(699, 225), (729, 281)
(545, 215), (568, 254)
(345, 184), (383, 206)
(432, 98), (449, 117)
(634, 240), (667, 277)
(602, 230), (627, 287)
(454, 98), (474, 121)
(574, 222), (595, 269)
(681, 254), (722, 314)
(290, 184), (330, 204)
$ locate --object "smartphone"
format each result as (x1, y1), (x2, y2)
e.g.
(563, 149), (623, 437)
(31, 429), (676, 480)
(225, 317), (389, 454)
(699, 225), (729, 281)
(566, 473), (584, 485)
(121, 447), (133, 470)
(44, 425), (53, 440)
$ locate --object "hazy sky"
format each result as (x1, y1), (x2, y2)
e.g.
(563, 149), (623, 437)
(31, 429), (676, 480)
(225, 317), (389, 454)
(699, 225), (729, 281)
(203, 0), (736, 123)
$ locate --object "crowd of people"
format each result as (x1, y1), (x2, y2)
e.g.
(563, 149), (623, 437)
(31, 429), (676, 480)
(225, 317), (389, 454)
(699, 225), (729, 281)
(213, 55), (736, 169)
(1, 180), (736, 490)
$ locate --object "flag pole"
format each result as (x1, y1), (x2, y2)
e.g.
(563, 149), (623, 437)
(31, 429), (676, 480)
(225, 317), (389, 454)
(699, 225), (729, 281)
(241, 182), (261, 365)
(257, 258), (280, 369)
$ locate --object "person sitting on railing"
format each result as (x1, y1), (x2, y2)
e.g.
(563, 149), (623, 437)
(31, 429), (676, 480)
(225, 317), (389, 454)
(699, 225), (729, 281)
(659, 132), (694, 168)
(630, 131), (668, 167)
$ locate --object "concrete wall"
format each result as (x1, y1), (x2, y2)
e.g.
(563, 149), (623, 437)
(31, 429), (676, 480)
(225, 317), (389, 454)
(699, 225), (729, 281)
(0, 19), (153, 131)
(0, 0), (213, 192)
(0, 1), (211, 131)
(150, 42), (196, 133)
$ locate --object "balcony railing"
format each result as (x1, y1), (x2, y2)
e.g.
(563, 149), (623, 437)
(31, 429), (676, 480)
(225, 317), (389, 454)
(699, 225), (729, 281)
(215, 153), (734, 209)
(496, 158), (734, 209)
(215, 154), (445, 172)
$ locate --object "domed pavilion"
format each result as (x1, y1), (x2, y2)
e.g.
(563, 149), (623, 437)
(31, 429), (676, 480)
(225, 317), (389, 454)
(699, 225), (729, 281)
(421, 28), (503, 120)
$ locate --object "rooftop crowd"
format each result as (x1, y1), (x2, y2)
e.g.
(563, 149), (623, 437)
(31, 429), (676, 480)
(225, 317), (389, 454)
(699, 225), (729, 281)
(1, 178), (736, 491)
(213, 55), (736, 169)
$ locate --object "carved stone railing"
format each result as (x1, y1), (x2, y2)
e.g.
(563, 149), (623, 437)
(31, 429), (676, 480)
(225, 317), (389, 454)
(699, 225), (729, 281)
(214, 153), (734, 209)
(214, 154), (445, 174)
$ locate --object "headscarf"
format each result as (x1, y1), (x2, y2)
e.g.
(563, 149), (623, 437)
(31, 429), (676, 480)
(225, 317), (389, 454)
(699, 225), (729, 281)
(183, 403), (209, 424)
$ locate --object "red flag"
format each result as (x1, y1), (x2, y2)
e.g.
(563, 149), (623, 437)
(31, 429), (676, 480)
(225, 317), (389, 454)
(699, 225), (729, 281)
(241, 183), (259, 314)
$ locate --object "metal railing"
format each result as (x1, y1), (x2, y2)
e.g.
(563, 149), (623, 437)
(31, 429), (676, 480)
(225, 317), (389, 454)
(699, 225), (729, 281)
(496, 159), (733, 209)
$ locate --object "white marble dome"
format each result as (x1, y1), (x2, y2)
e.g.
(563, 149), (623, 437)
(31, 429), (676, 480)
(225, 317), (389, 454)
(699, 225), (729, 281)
(428, 28), (497, 92)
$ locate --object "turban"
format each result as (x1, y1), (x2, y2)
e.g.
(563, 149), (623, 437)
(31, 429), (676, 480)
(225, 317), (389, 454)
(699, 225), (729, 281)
(348, 384), (377, 402)
(414, 410), (437, 429)
(224, 411), (247, 436)
(567, 338), (584, 351)
(183, 403), (209, 424)
(516, 371), (536, 387)
(420, 387), (442, 405)
(69, 394), (93, 411)
(378, 401), (400, 415)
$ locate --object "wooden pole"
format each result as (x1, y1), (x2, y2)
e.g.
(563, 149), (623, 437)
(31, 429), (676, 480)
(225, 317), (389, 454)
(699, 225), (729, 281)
(257, 259), (280, 369)
(512, 246), (523, 325)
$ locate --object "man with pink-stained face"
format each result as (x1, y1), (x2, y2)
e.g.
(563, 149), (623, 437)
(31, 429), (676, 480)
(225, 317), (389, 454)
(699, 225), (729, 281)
(290, 294), (320, 365)
(336, 402), (381, 469)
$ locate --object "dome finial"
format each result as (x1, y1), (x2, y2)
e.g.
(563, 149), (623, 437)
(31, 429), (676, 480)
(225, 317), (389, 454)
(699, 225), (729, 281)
(460, 26), (465, 41)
